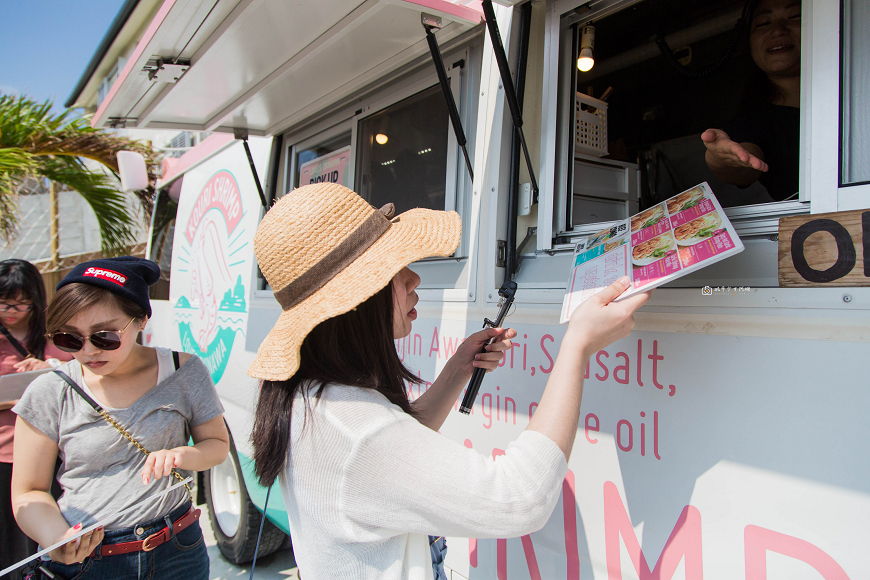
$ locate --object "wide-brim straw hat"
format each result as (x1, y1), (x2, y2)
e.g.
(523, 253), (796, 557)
(248, 183), (461, 381)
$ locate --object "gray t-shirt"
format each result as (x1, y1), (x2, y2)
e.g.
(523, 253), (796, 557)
(13, 351), (223, 529)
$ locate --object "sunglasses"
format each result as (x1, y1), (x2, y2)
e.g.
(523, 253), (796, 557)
(49, 317), (137, 353)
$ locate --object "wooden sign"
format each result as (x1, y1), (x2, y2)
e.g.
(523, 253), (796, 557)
(779, 209), (869, 287)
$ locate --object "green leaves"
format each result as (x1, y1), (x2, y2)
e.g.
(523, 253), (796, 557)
(40, 157), (139, 254)
(0, 93), (159, 256)
(680, 198), (701, 211)
(696, 225), (717, 239)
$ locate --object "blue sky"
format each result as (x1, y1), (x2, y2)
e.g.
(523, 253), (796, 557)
(0, 0), (127, 109)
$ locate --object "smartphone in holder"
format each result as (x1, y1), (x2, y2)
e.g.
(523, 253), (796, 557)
(459, 281), (517, 415)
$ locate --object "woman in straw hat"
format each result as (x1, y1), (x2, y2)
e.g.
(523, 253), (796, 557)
(250, 183), (651, 580)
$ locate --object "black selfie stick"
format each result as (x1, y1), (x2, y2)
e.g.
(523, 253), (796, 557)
(459, 281), (518, 415)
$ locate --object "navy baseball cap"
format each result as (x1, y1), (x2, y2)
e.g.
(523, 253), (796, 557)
(57, 257), (161, 317)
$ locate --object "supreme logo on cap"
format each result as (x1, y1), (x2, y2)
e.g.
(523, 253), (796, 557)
(84, 267), (127, 286)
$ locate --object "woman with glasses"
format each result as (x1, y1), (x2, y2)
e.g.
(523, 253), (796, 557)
(0, 259), (73, 580)
(9, 257), (228, 580)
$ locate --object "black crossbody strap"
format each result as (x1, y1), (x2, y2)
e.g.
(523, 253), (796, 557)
(0, 323), (30, 359)
(53, 370), (104, 413)
(173, 350), (180, 371)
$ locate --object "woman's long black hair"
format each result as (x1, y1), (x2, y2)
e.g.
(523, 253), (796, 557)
(0, 259), (47, 359)
(251, 281), (421, 487)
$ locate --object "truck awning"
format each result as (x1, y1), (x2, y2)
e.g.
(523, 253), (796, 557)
(92, 0), (483, 135)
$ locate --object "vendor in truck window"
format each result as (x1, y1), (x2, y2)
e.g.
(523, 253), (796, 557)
(701, 0), (800, 201)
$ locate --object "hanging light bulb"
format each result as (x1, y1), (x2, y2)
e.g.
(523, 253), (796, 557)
(577, 25), (595, 72)
(375, 133), (389, 145)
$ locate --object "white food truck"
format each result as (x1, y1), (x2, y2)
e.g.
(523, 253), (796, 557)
(67, 0), (869, 577)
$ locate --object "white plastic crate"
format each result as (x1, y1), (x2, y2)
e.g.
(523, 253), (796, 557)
(574, 92), (608, 157)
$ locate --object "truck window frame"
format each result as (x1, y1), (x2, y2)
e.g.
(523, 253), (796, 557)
(492, 0), (862, 306)
(838, 0), (870, 193)
(542, 0), (813, 244)
(255, 43), (481, 303)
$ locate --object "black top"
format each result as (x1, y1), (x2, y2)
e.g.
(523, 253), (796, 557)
(723, 103), (800, 202)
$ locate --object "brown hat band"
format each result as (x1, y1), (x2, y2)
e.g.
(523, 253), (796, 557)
(273, 203), (395, 310)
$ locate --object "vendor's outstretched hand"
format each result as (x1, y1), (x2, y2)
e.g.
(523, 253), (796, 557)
(702, 129), (768, 173)
(448, 326), (517, 382)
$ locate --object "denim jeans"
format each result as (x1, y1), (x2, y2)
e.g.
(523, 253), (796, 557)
(39, 501), (208, 580)
(429, 535), (448, 580)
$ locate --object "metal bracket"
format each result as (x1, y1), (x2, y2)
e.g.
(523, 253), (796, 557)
(421, 13), (442, 29)
(143, 57), (190, 83)
(496, 240), (507, 268)
(513, 227), (538, 277)
(107, 117), (136, 129)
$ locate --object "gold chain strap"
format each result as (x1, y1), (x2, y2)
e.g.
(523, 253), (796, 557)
(96, 408), (193, 500)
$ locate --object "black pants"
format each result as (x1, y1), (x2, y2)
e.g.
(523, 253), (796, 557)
(0, 461), (35, 580)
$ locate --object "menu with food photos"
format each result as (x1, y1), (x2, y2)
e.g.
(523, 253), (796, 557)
(560, 182), (744, 323)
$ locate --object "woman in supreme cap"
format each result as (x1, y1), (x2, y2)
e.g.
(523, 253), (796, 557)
(11, 257), (229, 579)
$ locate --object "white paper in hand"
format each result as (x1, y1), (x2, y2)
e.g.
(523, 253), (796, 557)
(0, 477), (193, 577)
(0, 367), (53, 402)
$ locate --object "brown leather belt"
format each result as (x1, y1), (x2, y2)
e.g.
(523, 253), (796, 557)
(94, 506), (201, 557)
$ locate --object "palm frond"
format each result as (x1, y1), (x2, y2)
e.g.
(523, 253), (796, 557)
(40, 157), (138, 256)
(1, 93), (162, 252)
(0, 146), (37, 175)
(0, 173), (21, 238)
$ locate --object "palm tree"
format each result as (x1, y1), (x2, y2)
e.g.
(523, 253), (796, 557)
(0, 93), (160, 255)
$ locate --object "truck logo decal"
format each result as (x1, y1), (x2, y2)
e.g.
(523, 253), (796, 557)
(185, 170), (243, 243)
(174, 169), (247, 384)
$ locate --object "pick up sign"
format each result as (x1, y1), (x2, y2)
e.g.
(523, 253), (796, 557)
(778, 209), (869, 286)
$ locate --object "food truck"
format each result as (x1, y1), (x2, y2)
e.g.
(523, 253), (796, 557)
(67, 0), (869, 576)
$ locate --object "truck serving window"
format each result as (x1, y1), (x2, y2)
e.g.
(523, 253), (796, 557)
(290, 132), (352, 191)
(562, 0), (804, 234)
(263, 45), (478, 298)
(356, 85), (450, 215)
(525, 0), (815, 294)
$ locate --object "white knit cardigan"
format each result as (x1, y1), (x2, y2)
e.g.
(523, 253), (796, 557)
(278, 384), (569, 579)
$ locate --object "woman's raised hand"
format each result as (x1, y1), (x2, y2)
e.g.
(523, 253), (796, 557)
(701, 129), (769, 173)
(527, 277), (652, 458)
(565, 277), (651, 358)
(47, 523), (104, 564)
(449, 326), (517, 382)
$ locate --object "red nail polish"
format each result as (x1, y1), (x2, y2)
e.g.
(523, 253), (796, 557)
(74, 523), (82, 531)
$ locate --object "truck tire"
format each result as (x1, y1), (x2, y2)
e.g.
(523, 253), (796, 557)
(203, 432), (288, 564)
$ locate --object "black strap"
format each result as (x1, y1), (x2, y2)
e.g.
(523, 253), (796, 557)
(0, 323), (30, 359)
(53, 370), (104, 414)
(57, 351), (181, 412)
(248, 486), (271, 580)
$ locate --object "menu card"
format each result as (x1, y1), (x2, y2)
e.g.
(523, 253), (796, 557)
(561, 182), (744, 323)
